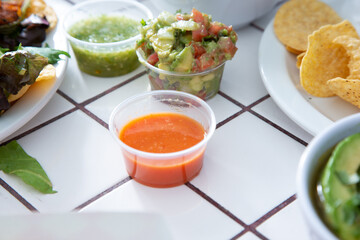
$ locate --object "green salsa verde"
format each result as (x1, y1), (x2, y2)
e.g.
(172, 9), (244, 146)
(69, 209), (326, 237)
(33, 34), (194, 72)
(69, 15), (139, 43)
(68, 15), (140, 77)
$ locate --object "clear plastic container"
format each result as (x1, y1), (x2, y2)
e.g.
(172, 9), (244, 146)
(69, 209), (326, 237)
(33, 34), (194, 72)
(109, 90), (216, 188)
(136, 50), (225, 100)
(63, 0), (152, 77)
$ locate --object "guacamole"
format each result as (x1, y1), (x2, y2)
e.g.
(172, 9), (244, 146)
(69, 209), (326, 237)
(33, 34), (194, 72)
(68, 15), (140, 77)
(317, 133), (360, 240)
(136, 9), (237, 99)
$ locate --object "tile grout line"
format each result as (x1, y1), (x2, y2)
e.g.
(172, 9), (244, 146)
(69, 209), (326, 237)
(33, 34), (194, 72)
(81, 107), (109, 129)
(57, 90), (109, 129)
(185, 182), (270, 239)
(215, 91), (247, 129)
(0, 178), (38, 212)
(0, 107), (78, 147)
(249, 109), (308, 147)
(216, 91), (269, 129)
(185, 182), (248, 228)
(80, 71), (147, 107)
(73, 176), (132, 211)
(250, 230), (270, 240)
(231, 228), (269, 240)
(218, 91), (308, 146)
(218, 90), (246, 109)
(57, 71), (147, 130)
(247, 94), (272, 109)
(250, 194), (297, 228)
(250, 23), (264, 32)
(218, 91), (270, 110)
(230, 230), (248, 240)
(231, 195), (297, 239)
(216, 110), (245, 129)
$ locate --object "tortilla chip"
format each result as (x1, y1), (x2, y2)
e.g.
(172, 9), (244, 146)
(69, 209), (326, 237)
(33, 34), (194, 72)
(286, 45), (304, 55)
(36, 64), (56, 82)
(26, 0), (57, 32)
(7, 64), (56, 102)
(327, 77), (360, 108)
(7, 85), (30, 103)
(274, 0), (342, 53)
(300, 20), (359, 97)
(296, 52), (305, 69)
(333, 35), (360, 79)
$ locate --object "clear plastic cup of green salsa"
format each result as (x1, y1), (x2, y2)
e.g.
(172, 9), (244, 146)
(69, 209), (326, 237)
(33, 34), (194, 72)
(63, 0), (152, 77)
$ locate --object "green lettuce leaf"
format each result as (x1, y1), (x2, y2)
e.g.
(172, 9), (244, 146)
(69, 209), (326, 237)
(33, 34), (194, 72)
(0, 49), (48, 111)
(22, 46), (71, 64)
(0, 49), (48, 94)
(0, 141), (56, 194)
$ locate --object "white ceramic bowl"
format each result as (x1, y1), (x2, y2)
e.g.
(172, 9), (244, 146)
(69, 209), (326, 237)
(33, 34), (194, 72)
(151, 0), (281, 29)
(297, 113), (360, 240)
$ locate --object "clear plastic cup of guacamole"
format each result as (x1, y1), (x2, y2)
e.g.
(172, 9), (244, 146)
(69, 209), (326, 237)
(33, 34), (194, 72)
(135, 9), (238, 100)
(63, 0), (152, 77)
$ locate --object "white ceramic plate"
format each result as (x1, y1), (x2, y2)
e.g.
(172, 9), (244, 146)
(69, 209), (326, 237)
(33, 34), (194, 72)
(259, 1), (360, 136)
(0, 24), (68, 141)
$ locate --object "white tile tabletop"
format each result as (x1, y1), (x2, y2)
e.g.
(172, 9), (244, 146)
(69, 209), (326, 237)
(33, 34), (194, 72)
(2, 0), (357, 239)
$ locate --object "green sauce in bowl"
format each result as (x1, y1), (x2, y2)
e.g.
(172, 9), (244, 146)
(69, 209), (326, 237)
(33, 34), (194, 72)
(69, 15), (139, 43)
(67, 15), (140, 77)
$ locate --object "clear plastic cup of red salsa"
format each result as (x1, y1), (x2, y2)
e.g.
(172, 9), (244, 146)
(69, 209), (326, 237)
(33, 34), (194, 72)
(109, 90), (216, 188)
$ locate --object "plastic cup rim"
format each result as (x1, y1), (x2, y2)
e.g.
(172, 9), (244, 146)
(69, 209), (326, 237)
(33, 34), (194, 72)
(62, 0), (153, 48)
(136, 49), (226, 77)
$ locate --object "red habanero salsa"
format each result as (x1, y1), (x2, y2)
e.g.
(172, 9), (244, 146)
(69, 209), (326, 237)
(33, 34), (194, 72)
(120, 112), (205, 153)
(119, 112), (206, 188)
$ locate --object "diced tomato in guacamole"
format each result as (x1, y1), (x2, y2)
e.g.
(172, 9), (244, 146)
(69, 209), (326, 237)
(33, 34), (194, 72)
(147, 52), (159, 66)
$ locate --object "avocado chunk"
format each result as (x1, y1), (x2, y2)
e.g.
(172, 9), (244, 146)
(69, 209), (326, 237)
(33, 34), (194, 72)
(171, 46), (193, 72)
(149, 26), (175, 58)
(321, 133), (360, 240)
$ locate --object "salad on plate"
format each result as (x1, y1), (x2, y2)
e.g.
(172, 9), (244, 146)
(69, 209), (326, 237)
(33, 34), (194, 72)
(0, 0), (69, 115)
